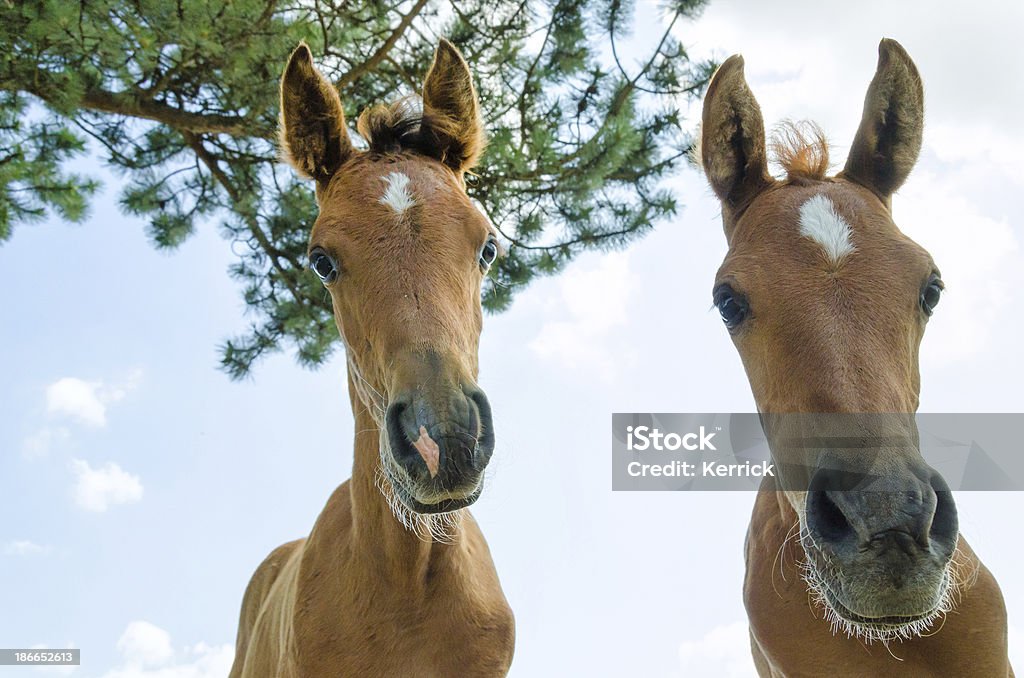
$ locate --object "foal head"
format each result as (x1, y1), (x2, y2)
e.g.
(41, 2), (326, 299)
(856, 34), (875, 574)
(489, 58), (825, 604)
(701, 40), (958, 641)
(279, 41), (498, 521)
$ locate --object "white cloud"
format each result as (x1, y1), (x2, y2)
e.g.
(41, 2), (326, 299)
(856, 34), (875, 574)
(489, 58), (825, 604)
(673, 0), (1024, 129)
(45, 370), (142, 428)
(69, 459), (143, 512)
(117, 622), (174, 668)
(529, 252), (635, 380)
(3, 540), (51, 556)
(46, 379), (110, 427)
(99, 622), (233, 678)
(677, 621), (757, 677)
(897, 170), (1021, 366)
(927, 122), (1024, 190)
(21, 427), (70, 460)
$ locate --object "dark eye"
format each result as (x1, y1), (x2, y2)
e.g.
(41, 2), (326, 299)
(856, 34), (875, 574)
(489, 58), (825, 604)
(714, 284), (748, 331)
(479, 237), (499, 269)
(309, 247), (338, 284)
(921, 275), (943, 316)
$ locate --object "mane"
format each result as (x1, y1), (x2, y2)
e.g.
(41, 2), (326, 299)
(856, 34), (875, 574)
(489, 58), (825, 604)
(356, 96), (424, 154)
(356, 95), (483, 168)
(769, 120), (830, 180)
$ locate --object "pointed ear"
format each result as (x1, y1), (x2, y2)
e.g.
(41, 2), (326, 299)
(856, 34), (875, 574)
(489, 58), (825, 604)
(842, 39), (923, 201)
(279, 43), (354, 182)
(421, 39), (485, 174)
(701, 55), (773, 226)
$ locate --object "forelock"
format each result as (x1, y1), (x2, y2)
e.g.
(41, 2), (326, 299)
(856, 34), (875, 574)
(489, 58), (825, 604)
(770, 120), (831, 181)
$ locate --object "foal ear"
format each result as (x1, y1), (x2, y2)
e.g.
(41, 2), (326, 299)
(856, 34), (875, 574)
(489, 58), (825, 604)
(843, 39), (924, 201)
(421, 39), (485, 174)
(701, 55), (773, 223)
(279, 43), (354, 182)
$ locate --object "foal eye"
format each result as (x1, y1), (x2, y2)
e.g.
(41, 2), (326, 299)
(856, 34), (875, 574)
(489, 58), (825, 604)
(309, 247), (338, 284)
(921, 275), (943, 316)
(479, 237), (499, 269)
(714, 284), (748, 331)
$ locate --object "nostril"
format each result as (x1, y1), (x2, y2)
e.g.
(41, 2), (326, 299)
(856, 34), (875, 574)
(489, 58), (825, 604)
(806, 468), (859, 545)
(929, 472), (959, 549)
(807, 489), (854, 544)
(465, 387), (495, 452)
(385, 401), (417, 463)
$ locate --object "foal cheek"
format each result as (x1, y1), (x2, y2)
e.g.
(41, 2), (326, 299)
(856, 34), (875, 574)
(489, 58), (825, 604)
(330, 292), (381, 370)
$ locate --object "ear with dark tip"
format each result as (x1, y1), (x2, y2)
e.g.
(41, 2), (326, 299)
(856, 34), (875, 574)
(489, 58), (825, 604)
(842, 39), (924, 202)
(700, 55), (774, 228)
(279, 42), (354, 183)
(421, 39), (485, 175)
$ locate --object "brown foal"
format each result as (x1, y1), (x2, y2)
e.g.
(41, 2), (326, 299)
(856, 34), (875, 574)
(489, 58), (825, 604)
(227, 40), (514, 677)
(701, 39), (1012, 676)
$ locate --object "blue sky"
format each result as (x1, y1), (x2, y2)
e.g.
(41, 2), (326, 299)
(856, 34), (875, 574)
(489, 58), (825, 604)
(2, 1), (1022, 676)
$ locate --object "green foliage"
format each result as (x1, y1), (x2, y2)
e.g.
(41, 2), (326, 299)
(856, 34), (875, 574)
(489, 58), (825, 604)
(0, 93), (99, 240)
(0, 0), (714, 377)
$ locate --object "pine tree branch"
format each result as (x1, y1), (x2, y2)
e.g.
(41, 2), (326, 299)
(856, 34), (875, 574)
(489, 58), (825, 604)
(335, 0), (430, 91)
(22, 83), (265, 138)
(551, 9), (683, 168)
(515, 8), (556, 154)
(182, 131), (305, 302)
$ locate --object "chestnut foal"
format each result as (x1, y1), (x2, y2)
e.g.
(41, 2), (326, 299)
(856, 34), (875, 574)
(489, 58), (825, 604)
(700, 40), (1012, 675)
(228, 40), (514, 677)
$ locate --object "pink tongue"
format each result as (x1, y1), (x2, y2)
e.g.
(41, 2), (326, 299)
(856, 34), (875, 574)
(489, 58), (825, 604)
(411, 426), (440, 478)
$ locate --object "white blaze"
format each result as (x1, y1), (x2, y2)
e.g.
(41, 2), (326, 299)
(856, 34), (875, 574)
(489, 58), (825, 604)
(798, 194), (855, 263)
(379, 172), (415, 214)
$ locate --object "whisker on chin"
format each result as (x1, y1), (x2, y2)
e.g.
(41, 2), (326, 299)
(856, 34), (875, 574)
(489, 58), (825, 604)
(796, 525), (960, 644)
(373, 451), (464, 544)
(771, 519), (802, 595)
